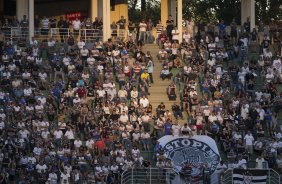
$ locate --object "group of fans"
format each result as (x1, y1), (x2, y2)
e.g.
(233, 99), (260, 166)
(0, 13), (282, 183)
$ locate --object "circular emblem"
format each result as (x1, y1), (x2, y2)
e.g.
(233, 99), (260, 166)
(163, 138), (220, 174)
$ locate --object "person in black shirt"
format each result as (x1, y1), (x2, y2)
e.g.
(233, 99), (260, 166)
(166, 15), (174, 42)
(57, 17), (68, 42)
(50, 17), (57, 37)
(243, 17), (251, 33)
(117, 16), (126, 39)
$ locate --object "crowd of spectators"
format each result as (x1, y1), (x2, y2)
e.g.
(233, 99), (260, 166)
(158, 18), (282, 174)
(0, 12), (282, 183)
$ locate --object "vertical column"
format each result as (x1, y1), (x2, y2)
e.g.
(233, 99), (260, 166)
(241, 0), (246, 25)
(241, 0), (255, 29)
(91, 0), (98, 22)
(170, 0), (176, 25)
(17, 0), (29, 21)
(161, 0), (168, 26)
(103, 0), (111, 42)
(29, 0), (34, 41)
(177, 0), (182, 42)
(98, 0), (103, 18)
(250, 0), (255, 30)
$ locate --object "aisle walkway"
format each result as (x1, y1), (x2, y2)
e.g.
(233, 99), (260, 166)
(144, 44), (184, 123)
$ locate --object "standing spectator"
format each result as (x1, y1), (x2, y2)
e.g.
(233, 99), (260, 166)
(244, 131), (254, 154)
(218, 19), (226, 38)
(57, 17), (68, 42)
(156, 20), (164, 45)
(111, 21), (118, 40)
(243, 17), (251, 33)
(34, 14), (40, 35)
(11, 16), (19, 37)
(146, 19), (154, 43)
(41, 16), (50, 36)
(117, 16), (126, 40)
(72, 17), (81, 36)
(166, 15), (174, 41)
(50, 16), (57, 37)
(171, 121), (181, 136)
(20, 15), (29, 38)
(171, 26), (179, 43)
(138, 19), (147, 43)
(256, 155), (265, 169)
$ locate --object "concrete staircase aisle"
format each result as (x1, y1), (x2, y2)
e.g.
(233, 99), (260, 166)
(144, 44), (183, 123)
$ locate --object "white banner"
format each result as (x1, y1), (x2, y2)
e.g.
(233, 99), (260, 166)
(158, 135), (221, 174)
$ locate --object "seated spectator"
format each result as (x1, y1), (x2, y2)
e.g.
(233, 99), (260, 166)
(160, 66), (172, 80)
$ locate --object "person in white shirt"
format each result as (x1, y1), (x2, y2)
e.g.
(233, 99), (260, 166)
(73, 138), (82, 149)
(244, 131), (254, 154)
(60, 170), (70, 184)
(237, 156), (247, 169)
(141, 131), (150, 151)
(53, 129), (63, 145)
(139, 95), (149, 108)
(172, 121), (181, 136)
(256, 155), (265, 169)
(36, 160), (47, 174)
(77, 39), (85, 50)
(138, 20), (147, 43)
(64, 128), (74, 140)
(233, 131), (242, 141)
(241, 104), (249, 120)
(171, 26), (179, 41)
(72, 17), (81, 35)
(48, 171), (58, 184)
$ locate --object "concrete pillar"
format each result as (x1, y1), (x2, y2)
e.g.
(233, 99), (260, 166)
(91, 0), (98, 22)
(161, 0), (168, 26)
(29, 0), (34, 41)
(241, 0), (255, 30)
(17, 0), (29, 21)
(177, 0), (182, 42)
(98, 0), (103, 18)
(170, 0), (177, 26)
(250, 0), (255, 30)
(103, 0), (111, 42)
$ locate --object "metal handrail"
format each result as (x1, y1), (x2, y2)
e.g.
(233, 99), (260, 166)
(1, 27), (130, 42)
(121, 167), (174, 184)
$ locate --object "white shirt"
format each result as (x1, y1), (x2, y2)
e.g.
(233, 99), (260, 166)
(77, 41), (85, 50)
(139, 98), (149, 108)
(53, 130), (63, 139)
(172, 30), (179, 40)
(60, 173), (70, 184)
(172, 124), (181, 136)
(36, 164), (47, 173)
(74, 140), (82, 148)
(65, 130), (74, 139)
(244, 134), (254, 145)
(256, 158), (265, 169)
(139, 22), (147, 32)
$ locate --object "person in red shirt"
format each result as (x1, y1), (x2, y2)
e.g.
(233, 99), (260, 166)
(95, 138), (105, 156)
(76, 86), (86, 98)
(158, 31), (167, 47)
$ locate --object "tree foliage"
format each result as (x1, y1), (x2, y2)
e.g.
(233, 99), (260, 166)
(128, 0), (282, 25)
(128, 0), (160, 24)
